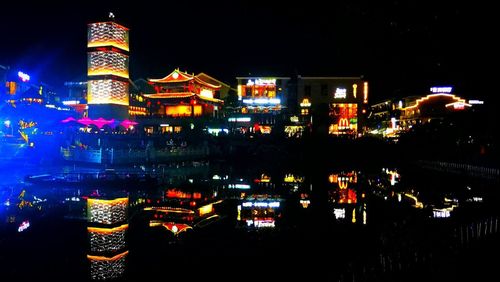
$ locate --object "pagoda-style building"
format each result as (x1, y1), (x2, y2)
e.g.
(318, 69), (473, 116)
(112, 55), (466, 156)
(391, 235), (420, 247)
(144, 69), (224, 118)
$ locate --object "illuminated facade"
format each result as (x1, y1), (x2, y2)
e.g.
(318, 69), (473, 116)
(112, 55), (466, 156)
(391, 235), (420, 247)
(63, 81), (88, 114)
(236, 77), (290, 113)
(368, 98), (405, 138)
(87, 251), (129, 280)
(237, 196), (282, 229)
(2, 69), (59, 106)
(87, 21), (130, 119)
(145, 188), (221, 236)
(296, 76), (368, 136)
(329, 171), (367, 224)
(144, 69), (224, 118)
(368, 87), (480, 137)
(87, 197), (129, 280)
(399, 87), (473, 130)
(233, 76), (291, 134)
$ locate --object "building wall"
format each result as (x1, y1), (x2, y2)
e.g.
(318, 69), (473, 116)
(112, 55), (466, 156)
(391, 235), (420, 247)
(236, 77), (291, 109)
(87, 21), (130, 120)
(296, 76), (367, 136)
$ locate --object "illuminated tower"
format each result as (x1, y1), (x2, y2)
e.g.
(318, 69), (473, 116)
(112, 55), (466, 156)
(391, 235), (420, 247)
(87, 17), (130, 119)
(87, 197), (129, 280)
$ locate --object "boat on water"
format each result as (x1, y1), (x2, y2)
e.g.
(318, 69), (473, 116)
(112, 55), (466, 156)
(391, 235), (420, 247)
(24, 169), (158, 188)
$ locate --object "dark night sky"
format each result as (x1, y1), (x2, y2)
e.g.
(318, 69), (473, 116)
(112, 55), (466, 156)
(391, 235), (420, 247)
(0, 0), (495, 102)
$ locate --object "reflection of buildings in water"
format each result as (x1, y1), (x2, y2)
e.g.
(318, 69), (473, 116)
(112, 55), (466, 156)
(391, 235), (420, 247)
(329, 171), (357, 188)
(329, 171), (367, 225)
(237, 196), (282, 229)
(401, 193), (424, 209)
(431, 197), (459, 218)
(86, 197), (129, 280)
(87, 251), (129, 280)
(88, 224), (128, 253)
(284, 174), (304, 184)
(329, 171), (358, 204)
(284, 173), (305, 193)
(432, 208), (451, 218)
(2, 189), (46, 233)
(145, 188), (222, 236)
(259, 174), (271, 183)
(149, 221), (193, 235)
(332, 203), (367, 225)
(300, 193), (310, 209)
(382, 168), (400, 186)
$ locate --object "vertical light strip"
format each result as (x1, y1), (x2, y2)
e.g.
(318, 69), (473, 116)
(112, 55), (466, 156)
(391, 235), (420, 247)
(363, 82), (368, 104)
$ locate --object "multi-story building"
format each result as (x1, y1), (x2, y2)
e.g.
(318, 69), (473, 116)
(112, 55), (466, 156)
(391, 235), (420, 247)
(232, 76), (291, 134)
(87, 19), (130, 120)
(62, 81), (88, 114)
(144, 69), (224, 118)
(296, 76), (368, 137)
(399, 87), (474, 131)
(137, 69), (226, 135)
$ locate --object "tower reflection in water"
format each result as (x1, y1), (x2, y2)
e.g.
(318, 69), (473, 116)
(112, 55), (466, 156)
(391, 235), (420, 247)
(329, 171), (367, 225)
(86, 196), (129, 280)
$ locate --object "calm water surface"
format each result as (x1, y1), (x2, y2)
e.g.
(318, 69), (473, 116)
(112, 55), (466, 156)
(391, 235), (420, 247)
(1, 162), (499, 281)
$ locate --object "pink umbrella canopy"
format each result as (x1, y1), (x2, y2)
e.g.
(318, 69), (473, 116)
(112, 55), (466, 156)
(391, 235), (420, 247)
(92, 118), (114, 129)
(120, 119), (138, 128)
(77, 117), (93, 126)
(61, 117), (76, 123)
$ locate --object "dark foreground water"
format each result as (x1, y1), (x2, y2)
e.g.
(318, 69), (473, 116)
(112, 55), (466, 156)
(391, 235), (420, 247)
(1, 161), (499, 281)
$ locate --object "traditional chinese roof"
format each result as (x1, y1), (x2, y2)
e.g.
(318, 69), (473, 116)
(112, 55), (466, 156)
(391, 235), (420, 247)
(149, 69), (194, 83)
(149, 69), (221, 89)
(197, 72), (230, 88)
(197, 95), (224, 103)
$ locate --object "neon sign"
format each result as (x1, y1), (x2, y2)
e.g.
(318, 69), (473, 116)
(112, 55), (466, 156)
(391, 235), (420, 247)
(228, 184), (251, 189)
(242, 98), (281, 105)
(242, 201), (280, 208)
(433, 209), (451, 218)
(469, 100), (484, 105)
(256, 79), (276, 85)
(245, 219), (276, 228)
(430, 86), (452, 93)
(334, 88), (347, 99)
(299, 199), (310, 208)
(363, 82), (368, 104)
(247, 79), (276, 86)
(63, 100), (80, 105)
(334, 208), (345, 219)
(18, 71), (30, 82)
(300, 98), (311, 107)
(18, 220), (30, 232)
(228, 117), (251, 122)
